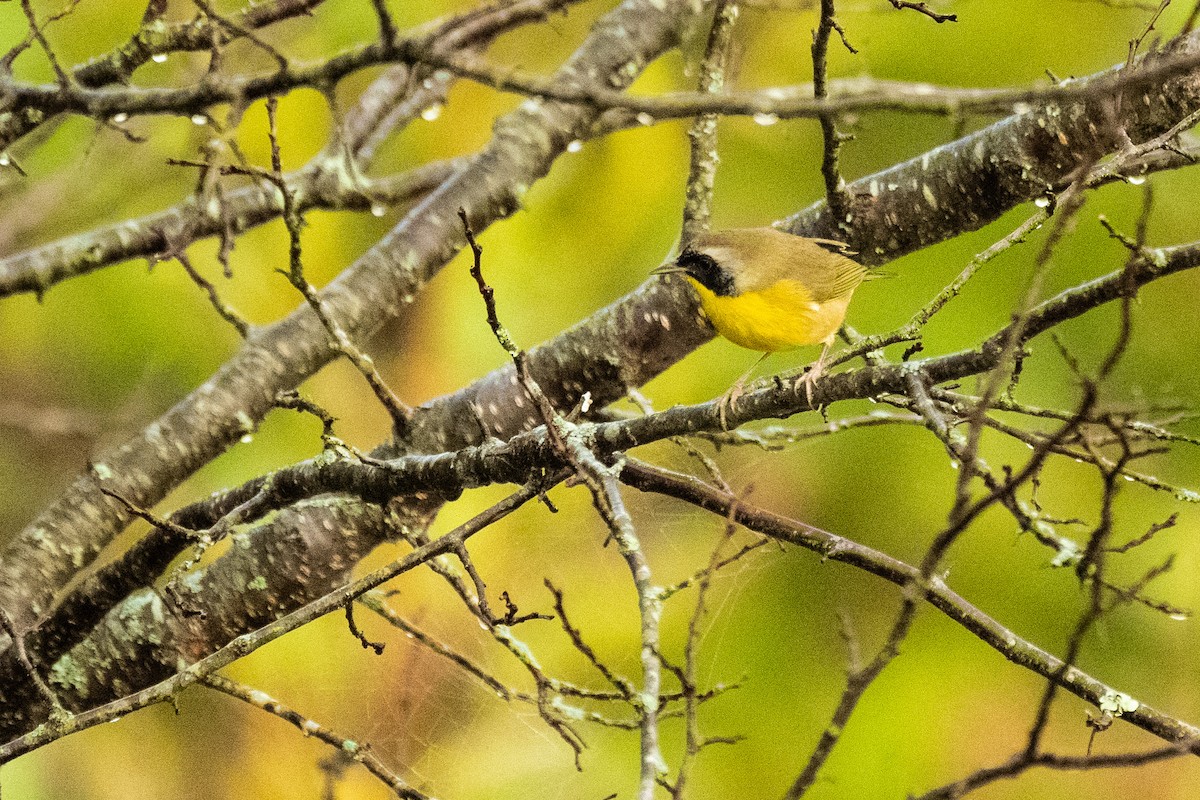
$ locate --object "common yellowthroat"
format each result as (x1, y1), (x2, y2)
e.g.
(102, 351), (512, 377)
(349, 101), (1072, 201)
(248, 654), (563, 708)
(654, 227), (868, 421)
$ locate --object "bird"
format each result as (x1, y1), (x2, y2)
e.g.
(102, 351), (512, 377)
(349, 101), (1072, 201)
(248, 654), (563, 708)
(653, 227), (869, 426)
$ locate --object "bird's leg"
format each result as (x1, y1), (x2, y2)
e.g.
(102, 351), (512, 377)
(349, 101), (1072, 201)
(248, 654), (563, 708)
(795, 339), (833, 407)
(717, 352), (771, 429)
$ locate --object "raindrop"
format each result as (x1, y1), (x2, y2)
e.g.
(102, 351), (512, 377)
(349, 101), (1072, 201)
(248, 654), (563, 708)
(1034, 197), (1051, 208)
(371, 204), (387, 217)
(635, 112), (655, 126)
(421, 103), (443, 121)
(753, 112), (780, 126)
(151, 53), (168, 64)
(1126, 175), (1147, 185)
(111, 112), (129, 124)
(1169, 613), (1189, 621)
(566, 139), (583, 153)
(191, 114), (208, 126)
(240, 433), (253, 444)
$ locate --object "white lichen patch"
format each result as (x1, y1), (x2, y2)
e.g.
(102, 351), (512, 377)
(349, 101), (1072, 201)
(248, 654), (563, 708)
(1098, 690), (1140, 716)
(921, 184), (938, 209)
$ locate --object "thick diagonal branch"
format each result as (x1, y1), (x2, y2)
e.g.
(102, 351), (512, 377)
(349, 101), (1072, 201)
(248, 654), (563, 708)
(0, 0), (697, 630)
(399, 32), (1200, 454)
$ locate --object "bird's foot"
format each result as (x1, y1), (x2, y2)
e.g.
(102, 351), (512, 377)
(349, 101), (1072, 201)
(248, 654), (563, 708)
(716, 378), (747, 430)
(794, 362), (827, 408)
(715, 357), (770, 430)
(794, 342), (833, 409)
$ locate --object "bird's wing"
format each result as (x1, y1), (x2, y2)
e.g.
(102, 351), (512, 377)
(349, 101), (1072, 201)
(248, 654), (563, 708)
(828, 255), (870, 299)
(805, 243), (869, 302)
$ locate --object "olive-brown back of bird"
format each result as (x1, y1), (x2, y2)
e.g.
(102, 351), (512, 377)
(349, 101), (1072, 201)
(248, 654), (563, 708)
(674, 227), (868, 353)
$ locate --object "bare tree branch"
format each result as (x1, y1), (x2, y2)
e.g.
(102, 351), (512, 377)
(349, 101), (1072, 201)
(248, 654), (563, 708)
(0, 0), (698, 632)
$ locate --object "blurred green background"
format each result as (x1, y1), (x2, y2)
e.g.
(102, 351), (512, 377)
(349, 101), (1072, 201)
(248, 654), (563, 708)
(3, 0), (1200, 797)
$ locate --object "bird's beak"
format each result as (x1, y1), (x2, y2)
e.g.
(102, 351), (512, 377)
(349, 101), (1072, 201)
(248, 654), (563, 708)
(651, 264), (688, 276)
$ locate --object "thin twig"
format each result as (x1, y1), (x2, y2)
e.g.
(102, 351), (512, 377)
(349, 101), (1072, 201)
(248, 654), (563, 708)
(265, 97), (414, 431)
(812, 0), (855, 226)
(681, 0), (740, 244)
(201, 674), (428, 799)
(0, 611), (66, 721)
(887, 0), (957, 23)
(461, 210), (667, 798)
